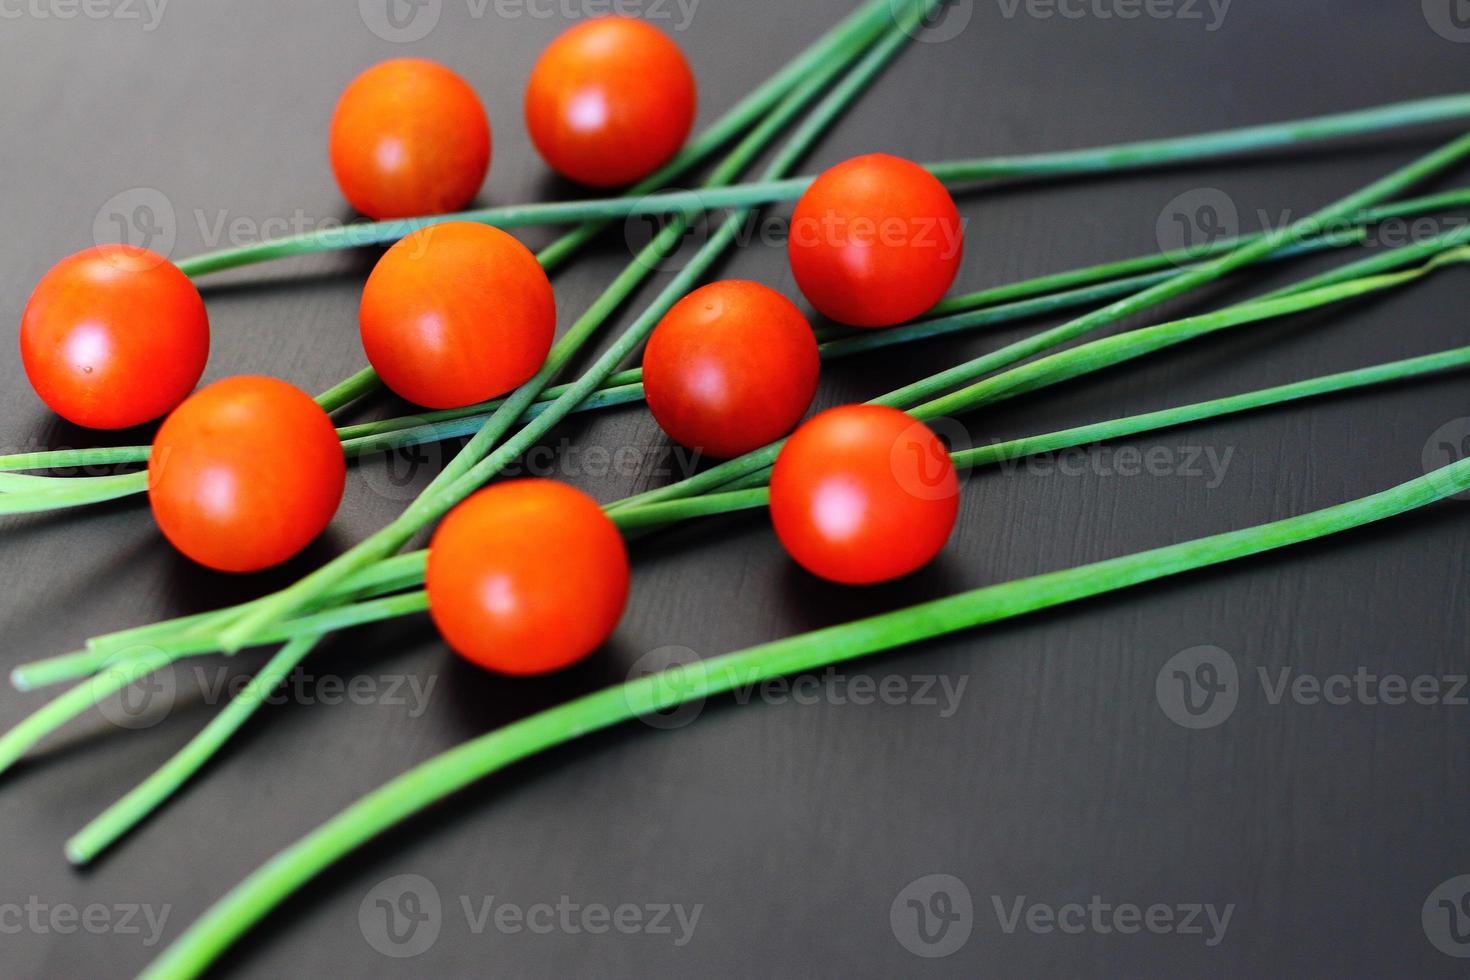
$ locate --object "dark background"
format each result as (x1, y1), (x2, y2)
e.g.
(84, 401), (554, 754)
(1, 0), (1468, 976)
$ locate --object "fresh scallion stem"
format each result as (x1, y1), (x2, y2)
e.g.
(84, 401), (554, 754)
(953, 343), (1470, 469)
(136, 454), (1470, 980)
(910, 245), (1470, 422)
(62, 635), (322, 865)
(11, 332), (1470, 807)
(2, 186), (1464, 484)
(25, 323), (1470, 697)
(609, 130), (1470, 512)
(168, 93), (1470, 281)
(0, 472), (146, 515)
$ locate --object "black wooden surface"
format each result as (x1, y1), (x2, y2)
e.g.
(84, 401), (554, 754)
(1, 1), (1468, 976)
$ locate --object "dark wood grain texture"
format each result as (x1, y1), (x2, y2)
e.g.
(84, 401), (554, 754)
(1, 0), (1468, 976)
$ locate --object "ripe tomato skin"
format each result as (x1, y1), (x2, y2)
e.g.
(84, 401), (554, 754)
(787, 153), (964, 328)
(642, 280), (819, 459)
(359, 222), (555, 409)
(148, 376), (346, 573)
(524, 17), (696, 187)
(20, 246), (209, 430)
(426, 480), (630, 675)
(330, 59), (491, 220)
(769, 405), (959, 585)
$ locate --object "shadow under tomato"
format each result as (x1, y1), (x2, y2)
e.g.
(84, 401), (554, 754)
(18, 410), (160, 464)
(192, 251), (383, 299)
(434, 631), (640, 741)
(156, 524), (353, 613)
(772, 551), (968, 637)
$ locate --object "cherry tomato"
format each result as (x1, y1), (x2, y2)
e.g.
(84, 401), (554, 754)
(148, 376), (346, 573)
(426, 479), (630, 675)
(769, 404), (959, 584)
(359, 222), (555, 409)
(787, 153), (964, 328)
(20, 246), (208, 430)
(330, 59), (491, 220)
(524, 16), (696, 187)
(642, 280), (819, 459)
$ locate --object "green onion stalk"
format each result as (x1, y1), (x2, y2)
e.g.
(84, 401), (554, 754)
(4, 184), (1467, 510)
(607, 130), (1470, 513)
(25, 248), (1470, 866)
(135, 450), (1470, 980)
(171, 93), (1470, 281)
(0, 250), (1413, 517)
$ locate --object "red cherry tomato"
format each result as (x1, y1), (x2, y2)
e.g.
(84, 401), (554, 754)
(20, 246), (208, 430)
(787, 153), (964, 328)
(330, 59), (491, 220)
(359, 222), (555, 409)
(426, 480), (630, 675)
(524, 16), (696, 187)
(642, 280), (820, 459)
(769, 404), (959, 584)
(148, 376), (346, 573)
